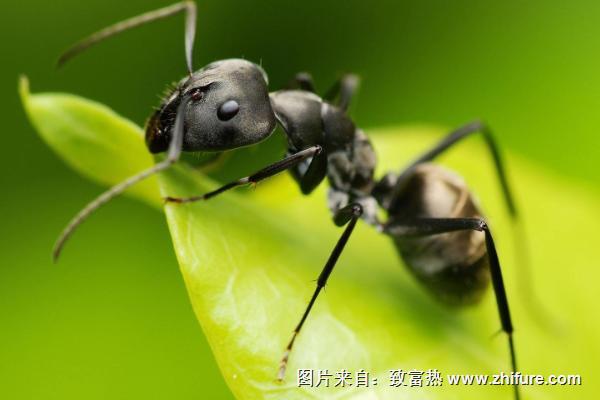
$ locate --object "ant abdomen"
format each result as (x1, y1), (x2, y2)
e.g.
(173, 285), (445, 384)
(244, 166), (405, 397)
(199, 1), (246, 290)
(386, 164), (491, 305)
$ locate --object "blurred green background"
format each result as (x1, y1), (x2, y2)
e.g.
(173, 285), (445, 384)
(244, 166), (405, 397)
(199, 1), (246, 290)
(1, 0), (599, 399)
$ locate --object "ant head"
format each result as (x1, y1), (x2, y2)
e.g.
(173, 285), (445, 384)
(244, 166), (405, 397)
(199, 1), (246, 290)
(146, 59), (276, 153)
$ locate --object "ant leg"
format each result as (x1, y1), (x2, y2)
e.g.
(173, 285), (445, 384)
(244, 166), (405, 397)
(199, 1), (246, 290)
(278, 203), (363, 381)
(287, 148), (327, 195)
(58, 1), (197, 74)
(391, 120), (516, 217)
(323, 74), (360, 111)
(286, 72), (359, 111)
(287, 72), (316, 92)
(164, 145), (322, 203)
(389, 120), (555, 330)
(53, 96), (191, 261)
(385, 217), (520, 400)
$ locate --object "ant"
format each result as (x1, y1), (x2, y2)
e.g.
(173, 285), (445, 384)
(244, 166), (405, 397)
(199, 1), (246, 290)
(53, 2), (520, 398)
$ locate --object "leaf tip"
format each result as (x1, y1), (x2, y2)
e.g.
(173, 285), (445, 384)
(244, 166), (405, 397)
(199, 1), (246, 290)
(18, 75), (32, 116)
(18, 75), (30, 99)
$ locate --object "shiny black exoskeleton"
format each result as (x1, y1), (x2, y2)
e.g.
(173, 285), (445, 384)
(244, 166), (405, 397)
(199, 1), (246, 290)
(53, 3), (521, 398)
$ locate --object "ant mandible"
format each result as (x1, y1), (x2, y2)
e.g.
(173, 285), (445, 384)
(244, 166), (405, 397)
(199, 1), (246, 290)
(53, 2), (520, 398)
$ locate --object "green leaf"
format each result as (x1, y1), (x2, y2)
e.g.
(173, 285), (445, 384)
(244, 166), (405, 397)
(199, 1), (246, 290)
(19, 76), (159, 208)
(21, 77), (599, 399)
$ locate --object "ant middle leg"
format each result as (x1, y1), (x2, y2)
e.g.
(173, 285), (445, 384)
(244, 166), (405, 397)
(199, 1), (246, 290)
(278, 203), (363, 380)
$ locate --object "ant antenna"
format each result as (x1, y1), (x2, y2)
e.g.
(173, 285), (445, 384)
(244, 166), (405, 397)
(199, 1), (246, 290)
(57, 1), (197, 75)
(53, 96), (190, 262)
(53, 2), (198, 260)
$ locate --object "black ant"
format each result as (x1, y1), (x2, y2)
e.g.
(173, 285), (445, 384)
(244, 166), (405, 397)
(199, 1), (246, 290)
(53, 2), (520, 398)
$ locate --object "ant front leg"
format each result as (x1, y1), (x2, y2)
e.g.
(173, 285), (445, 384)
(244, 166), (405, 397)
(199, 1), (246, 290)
(164, 145), (322, 203)
(385, 217), (520, 400)
(278, 203), (363, 381)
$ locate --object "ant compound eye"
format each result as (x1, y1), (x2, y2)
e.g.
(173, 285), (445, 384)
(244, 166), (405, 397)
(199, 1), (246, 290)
(217, 100), (240, 121)
(190, 88), (204, 102)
